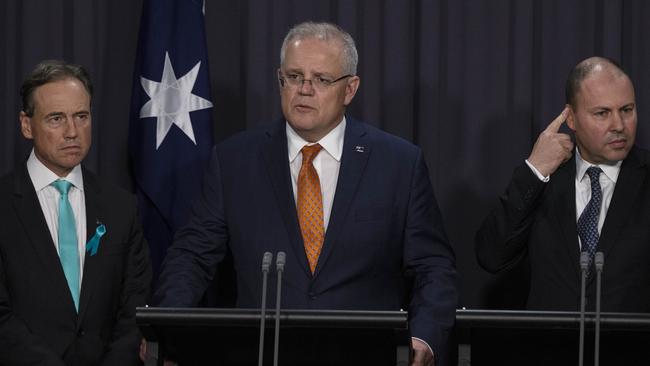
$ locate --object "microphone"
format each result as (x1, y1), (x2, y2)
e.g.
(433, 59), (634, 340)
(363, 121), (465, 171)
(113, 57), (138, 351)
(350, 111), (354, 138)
(594, 252), (604, 366)
(578, 251), (589, 366)
(258, 252), (273, 366)
(273, 251), (286, 366)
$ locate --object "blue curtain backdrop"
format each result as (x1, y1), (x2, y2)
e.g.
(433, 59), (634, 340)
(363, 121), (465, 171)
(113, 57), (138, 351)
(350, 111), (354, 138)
(2, 0), (649, 310)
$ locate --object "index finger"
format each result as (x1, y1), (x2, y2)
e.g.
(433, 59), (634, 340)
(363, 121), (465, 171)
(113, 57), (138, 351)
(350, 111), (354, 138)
(545, 107), (570, 133)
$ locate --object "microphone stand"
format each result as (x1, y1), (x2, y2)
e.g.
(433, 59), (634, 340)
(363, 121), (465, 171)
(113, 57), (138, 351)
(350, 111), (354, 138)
(273, 252), (286, 366)
(594, 252), (604, 366)
(258, 252), (273, 366)
(578, 251), (590, 366)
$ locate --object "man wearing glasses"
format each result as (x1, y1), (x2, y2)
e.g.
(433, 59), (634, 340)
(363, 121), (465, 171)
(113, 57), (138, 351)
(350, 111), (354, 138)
(154, 21), (457, 366)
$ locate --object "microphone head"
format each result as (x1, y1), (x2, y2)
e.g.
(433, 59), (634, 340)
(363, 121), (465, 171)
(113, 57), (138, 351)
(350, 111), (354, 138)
(594, 251), (604, 271)
(276, 251), (286, 271)
(262, 252), (273, 272)
(579, 251), (590, 270)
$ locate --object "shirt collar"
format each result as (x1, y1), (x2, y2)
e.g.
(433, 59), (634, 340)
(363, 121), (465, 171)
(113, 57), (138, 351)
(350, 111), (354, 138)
(26, 149), (84, 192)
(575, 147), (622, 184)
(286, 117), (346, 163)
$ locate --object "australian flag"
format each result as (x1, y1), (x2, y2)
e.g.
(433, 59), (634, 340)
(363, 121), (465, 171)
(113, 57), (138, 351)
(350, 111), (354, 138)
(129, 0), (213, 283)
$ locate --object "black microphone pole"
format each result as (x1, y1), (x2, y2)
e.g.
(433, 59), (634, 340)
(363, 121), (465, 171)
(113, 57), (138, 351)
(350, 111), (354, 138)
(258, 252), (273, 366)
(273, 251), (286, 366)
(578, 251), (589, 366)
(594, 252), (604, 366)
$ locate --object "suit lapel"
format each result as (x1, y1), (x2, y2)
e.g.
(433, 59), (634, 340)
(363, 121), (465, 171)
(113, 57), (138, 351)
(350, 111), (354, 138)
(598, 148), (645, 257)
(12, 167), (78, 315)
(78, 168), (102, 321)
(314, 119), (370, 277)
(13, 168), (65, 278)
(261, 123), (312, 277)
(552, 158), (581, 280)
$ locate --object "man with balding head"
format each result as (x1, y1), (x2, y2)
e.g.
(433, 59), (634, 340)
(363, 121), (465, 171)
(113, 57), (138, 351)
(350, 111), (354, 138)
(476, 57), (650, 363)
(476, 56), (649, 310)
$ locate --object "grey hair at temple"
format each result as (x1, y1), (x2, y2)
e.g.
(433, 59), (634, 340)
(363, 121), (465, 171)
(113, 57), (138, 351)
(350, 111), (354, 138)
(280, 21), (359, 76)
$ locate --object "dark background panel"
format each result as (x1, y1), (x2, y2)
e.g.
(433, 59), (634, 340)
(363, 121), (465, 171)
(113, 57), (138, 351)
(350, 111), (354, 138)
(2, 0), (649, 310)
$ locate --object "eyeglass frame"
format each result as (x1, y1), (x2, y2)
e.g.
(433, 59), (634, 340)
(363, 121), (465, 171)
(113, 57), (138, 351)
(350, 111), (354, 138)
(277, 70), (353, 90)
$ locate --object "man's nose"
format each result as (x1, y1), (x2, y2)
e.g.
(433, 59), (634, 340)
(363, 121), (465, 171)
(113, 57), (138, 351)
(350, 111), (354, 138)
(63, 117), (78, 138)
(298, 79), (315, 95)
(611, 112), (625, 132)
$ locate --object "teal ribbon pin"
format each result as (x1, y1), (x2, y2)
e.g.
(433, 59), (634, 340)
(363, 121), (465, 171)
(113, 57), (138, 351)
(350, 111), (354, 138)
(86, 223), (106, 256)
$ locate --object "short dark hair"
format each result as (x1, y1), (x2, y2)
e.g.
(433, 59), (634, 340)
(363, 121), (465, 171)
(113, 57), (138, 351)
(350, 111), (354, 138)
(20, 60), (93, 117)
(565, 56), (628, 107)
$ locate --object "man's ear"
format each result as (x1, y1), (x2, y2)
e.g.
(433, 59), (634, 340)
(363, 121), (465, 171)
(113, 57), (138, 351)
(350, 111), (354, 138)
(343, 76), (360, 106)
(276, 68), (284, 91)
(20, 111), (34, 139)
(565, 104), (576, 131)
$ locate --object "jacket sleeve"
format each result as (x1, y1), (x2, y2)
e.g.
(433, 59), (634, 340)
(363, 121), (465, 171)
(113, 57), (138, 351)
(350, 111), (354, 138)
(100, 196), (152, 366)
(475, 162), (547, 273)
(403, 149), (458, 364)
(0, 254), (67, 365)
(152, 147), (229, 307)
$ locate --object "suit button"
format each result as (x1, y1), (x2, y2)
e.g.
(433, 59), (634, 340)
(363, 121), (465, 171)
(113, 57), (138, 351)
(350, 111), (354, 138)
(308, 292), (316, 300)
(78, 329), (85, 337)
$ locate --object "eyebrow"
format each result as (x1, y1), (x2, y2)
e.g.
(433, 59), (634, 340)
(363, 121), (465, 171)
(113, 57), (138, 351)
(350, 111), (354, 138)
(44, 112), (65, 119)
(44, 110), (90, 117)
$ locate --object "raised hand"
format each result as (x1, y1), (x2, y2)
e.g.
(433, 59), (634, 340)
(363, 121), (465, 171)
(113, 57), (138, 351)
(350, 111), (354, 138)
(527, 107), (574, 177)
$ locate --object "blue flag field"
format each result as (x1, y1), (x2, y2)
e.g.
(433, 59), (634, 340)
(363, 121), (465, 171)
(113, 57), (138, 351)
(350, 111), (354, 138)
(129, 0), (214, 281)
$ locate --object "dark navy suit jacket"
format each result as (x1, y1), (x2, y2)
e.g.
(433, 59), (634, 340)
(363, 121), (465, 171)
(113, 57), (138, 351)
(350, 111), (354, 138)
(154, 117), (457, 359)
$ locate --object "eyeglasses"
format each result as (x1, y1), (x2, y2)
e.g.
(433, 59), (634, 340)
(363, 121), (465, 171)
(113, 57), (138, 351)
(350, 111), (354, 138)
(278, 71), (352, 90)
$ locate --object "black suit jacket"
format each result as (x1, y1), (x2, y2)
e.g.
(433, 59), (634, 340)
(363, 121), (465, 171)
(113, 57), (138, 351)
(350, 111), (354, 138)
(154, 117), (458, 362)
(476, 146), (650, 312)
(0, 166), (151, 366)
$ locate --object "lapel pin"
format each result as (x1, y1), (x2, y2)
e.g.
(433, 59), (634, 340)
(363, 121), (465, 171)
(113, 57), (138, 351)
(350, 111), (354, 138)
(86, 221), (106, 256)
(354, 145), (365, 153)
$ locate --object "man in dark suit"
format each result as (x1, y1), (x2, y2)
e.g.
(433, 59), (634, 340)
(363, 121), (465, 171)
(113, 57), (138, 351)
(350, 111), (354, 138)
(153, 22), (457, 366)
(475, 57), (650, 363)
(0, 60), (151, 365)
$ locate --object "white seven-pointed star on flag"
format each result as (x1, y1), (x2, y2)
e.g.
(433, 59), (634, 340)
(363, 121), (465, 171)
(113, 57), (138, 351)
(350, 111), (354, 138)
(139, 52), (213, 149)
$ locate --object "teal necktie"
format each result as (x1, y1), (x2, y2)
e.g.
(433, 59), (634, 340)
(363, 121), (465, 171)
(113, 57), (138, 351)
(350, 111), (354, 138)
(51, 180), (80, 312)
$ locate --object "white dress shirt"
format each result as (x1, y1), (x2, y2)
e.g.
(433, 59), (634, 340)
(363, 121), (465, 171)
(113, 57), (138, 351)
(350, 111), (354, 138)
(26, 150), (87, 285)
(286, 118), (345, 231)
(525, 148), (621, 250)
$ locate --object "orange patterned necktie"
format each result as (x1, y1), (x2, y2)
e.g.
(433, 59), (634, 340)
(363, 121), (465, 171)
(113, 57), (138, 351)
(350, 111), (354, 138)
(297, 144), (324, 273)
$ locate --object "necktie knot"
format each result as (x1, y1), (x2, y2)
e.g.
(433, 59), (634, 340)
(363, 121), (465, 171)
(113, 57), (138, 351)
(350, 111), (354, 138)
(585, 166), (602, 188)
(301, 144), (322, 165)
(52, 179), (73, 196)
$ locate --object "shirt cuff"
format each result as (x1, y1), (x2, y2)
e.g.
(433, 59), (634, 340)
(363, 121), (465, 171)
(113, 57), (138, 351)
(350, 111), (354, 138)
(525, 159), (550, 182)
(411, 337), (434, 358)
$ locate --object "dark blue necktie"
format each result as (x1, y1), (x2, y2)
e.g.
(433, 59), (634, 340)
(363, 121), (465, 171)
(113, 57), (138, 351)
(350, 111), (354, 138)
(51, 180), (80, 312)
(577, 167), (602, 273)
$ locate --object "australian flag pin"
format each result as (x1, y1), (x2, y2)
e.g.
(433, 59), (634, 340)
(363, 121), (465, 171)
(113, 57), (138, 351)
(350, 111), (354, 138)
(354, 145), (365, 153)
